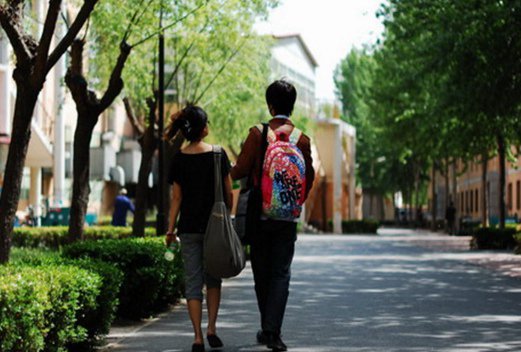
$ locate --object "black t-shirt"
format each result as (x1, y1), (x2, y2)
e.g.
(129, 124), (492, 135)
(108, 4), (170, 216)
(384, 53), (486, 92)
(167, 149), (231, 234)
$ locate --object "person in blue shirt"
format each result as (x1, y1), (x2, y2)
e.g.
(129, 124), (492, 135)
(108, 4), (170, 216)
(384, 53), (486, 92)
(112, 188), (135, 226)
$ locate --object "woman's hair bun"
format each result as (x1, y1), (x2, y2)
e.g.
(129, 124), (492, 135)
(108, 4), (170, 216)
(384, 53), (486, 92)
(164, 104), (208, 142)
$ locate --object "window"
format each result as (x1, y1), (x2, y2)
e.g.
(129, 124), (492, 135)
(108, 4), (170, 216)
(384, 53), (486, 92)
(516, 181), (521, 210)
(508, 183), (513, 210)
(475, 189), (479, 213)
(470, 190), (473, 213)
(465, 191), (469, 213)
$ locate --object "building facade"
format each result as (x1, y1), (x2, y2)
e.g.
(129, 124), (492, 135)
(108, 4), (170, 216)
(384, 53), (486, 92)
(270, 34), (317, 117)
(0, 1), (142, 224)
(429, 153), (521, 226)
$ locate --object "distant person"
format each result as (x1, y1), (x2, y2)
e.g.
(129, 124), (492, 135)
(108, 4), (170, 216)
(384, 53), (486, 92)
(416, 206), (424, 228)
(445, 201), (456, 235)
(111, 188), (134, 226)
(231, 80), (315, 352)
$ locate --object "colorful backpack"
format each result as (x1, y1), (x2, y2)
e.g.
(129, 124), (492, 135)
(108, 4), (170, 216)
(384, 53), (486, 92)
(260, 125), (306, 220)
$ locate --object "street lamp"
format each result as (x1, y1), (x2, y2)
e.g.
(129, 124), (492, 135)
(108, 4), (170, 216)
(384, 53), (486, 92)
(156, 1), (166, 235)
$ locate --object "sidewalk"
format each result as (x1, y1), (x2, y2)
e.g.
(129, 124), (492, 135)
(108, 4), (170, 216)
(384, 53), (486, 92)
(387, 228), (521, 278)
(102, 230), (521, 352)
(102, 262), (265, 351)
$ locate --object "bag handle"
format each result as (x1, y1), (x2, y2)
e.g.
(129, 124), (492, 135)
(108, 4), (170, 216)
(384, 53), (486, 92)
(213, 145), (223, 203)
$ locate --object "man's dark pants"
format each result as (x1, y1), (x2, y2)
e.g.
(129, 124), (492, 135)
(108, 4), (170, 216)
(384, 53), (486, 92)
(250, 219), (297, 336)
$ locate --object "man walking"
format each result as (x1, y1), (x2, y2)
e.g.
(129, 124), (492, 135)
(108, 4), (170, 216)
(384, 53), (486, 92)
(231, 80), (315, 351)
(112, 188), (135, 226)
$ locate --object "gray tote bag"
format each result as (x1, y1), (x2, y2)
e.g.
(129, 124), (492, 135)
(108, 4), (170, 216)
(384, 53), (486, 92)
(204, 145), (246, 279)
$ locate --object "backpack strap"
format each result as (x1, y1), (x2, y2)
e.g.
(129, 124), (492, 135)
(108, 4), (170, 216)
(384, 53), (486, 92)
(288, 127), (302, 144)
(212, 145), (223, 203)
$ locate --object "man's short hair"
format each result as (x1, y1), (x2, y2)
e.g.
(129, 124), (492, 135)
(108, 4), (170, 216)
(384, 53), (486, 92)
(265, 79), (297, 116)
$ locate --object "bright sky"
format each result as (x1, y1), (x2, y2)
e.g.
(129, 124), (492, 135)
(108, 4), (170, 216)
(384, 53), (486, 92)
(255, 0), (386, 102)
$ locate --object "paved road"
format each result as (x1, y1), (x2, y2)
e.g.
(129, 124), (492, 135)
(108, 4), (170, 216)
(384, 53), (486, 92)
(104, 229), (521, 352)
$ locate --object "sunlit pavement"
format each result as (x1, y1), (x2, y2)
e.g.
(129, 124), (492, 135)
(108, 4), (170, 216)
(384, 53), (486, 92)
(103, 229), (521, 352)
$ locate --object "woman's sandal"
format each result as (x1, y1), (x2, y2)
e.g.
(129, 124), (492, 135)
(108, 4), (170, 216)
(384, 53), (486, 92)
(192, 343), (205, 352)
(206, 334), (224, 348)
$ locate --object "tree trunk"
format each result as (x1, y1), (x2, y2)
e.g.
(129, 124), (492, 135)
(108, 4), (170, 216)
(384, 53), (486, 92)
(415, 168), (420, 226)
(444, 160), (450, 212)
(0, 83), (38, 263)
(497, 134), (507, 229)
(431, 166), (437, 231)
(481, 154), (488, 227)
(66, 39), (130, 241)
(68, 114), (97, 241)
(452, 161), (459, 233)
(378, 194), (385, 221)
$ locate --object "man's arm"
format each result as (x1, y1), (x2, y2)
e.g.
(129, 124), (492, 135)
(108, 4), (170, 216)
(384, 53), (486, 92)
(230, 128), (259, 181)
(128, 198), (135, 213)
(300, 135), (315, 199)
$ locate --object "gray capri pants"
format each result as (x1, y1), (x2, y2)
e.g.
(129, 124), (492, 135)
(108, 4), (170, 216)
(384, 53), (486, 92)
(179, 233), (222, 301)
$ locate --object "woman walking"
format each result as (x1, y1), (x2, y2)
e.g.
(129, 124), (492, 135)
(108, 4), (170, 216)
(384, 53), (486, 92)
(165, 105), (232, 352)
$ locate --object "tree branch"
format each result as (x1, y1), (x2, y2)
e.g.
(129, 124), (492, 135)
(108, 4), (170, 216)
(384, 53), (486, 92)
(123, 0), (155, 41)
(130, 1), (208, 48)
(65, 39), (92, 108)
(46, 0), (99, 73)
(34, 0), (62, 82)
(98, 41), (132, 111)
(0, 4), (33, 63)
(123, 97), (145, 136)
(164, 19), (210, 90)
(194, 37), (247, 104)
(164, 40), (195, 90)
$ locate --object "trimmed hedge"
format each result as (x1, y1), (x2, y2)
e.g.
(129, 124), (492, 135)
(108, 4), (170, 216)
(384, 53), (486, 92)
(9, 249), (123, 351)
(470, 227), (518, 250)
(12, 226), (156, 249)
(0, 264), (101, 352)
(342, 220), (379, 234)
(63, 237), (183, 320)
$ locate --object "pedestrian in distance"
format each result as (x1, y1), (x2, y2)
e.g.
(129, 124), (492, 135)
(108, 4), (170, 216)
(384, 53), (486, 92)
(111, 188), (134, 226)
(165, 105), (233, 352)
(446, 200), (457, 235)
(231, 79), (315, 351)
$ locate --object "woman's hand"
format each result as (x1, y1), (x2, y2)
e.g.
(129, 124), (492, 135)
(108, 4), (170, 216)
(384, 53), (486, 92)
(165, 231), (178, 247)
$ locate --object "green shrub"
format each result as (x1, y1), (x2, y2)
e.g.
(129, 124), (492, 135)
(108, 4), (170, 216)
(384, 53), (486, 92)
(63, 237), (183, 320)
(12, 226), (156, 249)
(0, 264), (101, 352)
(0, 267), (49, 352)
(342, 220), (379, 234)
(67, 258), (123, 351)
(470, 227), (518, 250)
(11, 248), (123, 350)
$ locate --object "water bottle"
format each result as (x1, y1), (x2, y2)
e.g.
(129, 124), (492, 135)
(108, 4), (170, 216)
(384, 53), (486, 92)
(164, 241), (178, 261)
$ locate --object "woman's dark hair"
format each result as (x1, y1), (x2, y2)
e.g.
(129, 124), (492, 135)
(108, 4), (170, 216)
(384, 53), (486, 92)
(164, 105), (208, 142)
(265, 79), (297, 116)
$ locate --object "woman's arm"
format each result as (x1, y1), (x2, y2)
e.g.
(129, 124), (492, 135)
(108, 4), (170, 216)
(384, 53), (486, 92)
(224, 174), (233, 210)
(166, 182), (182, 245)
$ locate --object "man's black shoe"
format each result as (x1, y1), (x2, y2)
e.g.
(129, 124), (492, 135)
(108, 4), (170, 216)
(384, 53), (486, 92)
(267, 334), (287, 352)
(256, 330), (269, 345)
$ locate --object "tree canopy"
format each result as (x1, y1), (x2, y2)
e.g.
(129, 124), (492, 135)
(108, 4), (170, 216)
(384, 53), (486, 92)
(335, 0), (521, 226)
